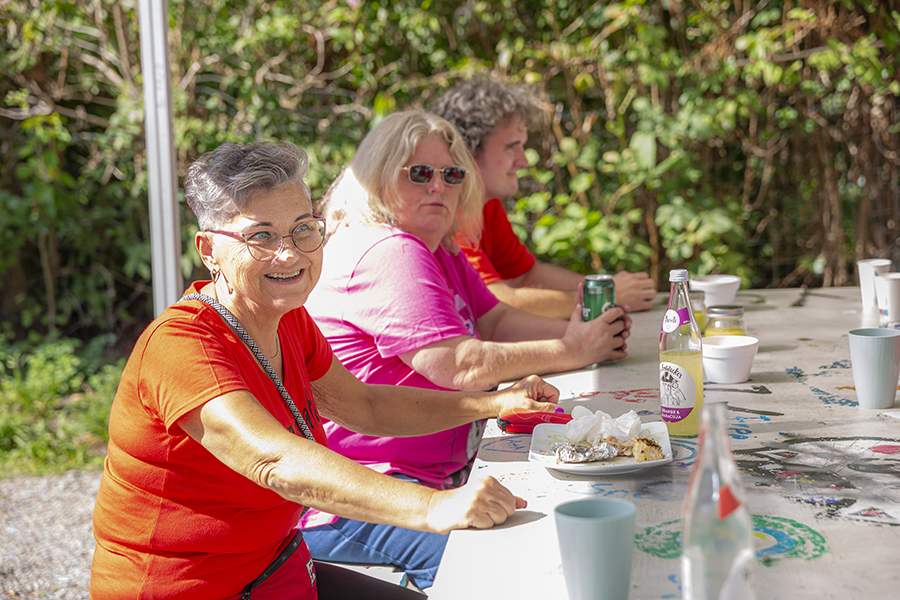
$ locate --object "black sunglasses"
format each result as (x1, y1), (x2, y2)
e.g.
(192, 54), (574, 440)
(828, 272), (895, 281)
(401, 165), (466, 185)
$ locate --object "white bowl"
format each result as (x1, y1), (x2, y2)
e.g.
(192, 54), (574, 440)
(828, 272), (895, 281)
(702, 335), (759, 384)
(690, 275), (741, 307)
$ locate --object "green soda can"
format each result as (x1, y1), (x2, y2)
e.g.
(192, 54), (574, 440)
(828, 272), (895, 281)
(582, 274), (616, 321)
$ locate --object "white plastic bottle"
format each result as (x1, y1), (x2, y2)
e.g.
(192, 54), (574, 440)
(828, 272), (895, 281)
(659, 269), (703, 437)
(681, 402), (756, 600)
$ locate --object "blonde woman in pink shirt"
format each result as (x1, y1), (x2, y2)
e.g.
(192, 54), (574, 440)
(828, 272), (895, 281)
(299, 111), (631, 589)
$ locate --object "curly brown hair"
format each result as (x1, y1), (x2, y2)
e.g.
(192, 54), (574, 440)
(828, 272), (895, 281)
(430, 79), (545, 157)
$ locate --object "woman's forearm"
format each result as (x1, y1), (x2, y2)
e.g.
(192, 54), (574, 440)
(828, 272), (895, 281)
(488, 304), (570, 342)
(403, 305), (629, 391)
(312, 360), (557, 437)
(403, 335), (586, 391)
(178, 388), (531, 534)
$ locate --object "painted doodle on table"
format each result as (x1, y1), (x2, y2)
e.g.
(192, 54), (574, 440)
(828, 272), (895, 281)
(634, 515), (829, 565)
(479, 434), (532, 458)
(785, 360), (859, 406)
(569, 388), (659, 403)
(735, 435), (900, 526)
(482, 385), (900, 526)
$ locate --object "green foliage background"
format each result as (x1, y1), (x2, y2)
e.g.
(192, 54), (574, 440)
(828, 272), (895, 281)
(1, 0), (899, 352)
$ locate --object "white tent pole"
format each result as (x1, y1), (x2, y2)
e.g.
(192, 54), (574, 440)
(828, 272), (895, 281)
(138, 0), (182, 316)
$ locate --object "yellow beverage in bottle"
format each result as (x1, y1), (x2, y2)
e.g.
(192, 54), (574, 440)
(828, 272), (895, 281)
(704, 326), (745, 336)
(693, 310), (708, 334)
(659, 349), (704, 437)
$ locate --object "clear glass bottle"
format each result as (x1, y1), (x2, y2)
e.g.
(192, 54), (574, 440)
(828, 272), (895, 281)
(704, 306), (747, 337)
(681, 402), (756, 600)
(689, 291), (708, 334)
(659, 269), (704, 437)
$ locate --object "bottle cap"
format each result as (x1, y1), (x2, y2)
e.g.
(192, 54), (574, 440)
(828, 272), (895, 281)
(669, 269), (689, 282)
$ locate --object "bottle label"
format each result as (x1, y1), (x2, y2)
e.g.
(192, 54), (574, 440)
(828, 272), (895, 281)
(659, 361), (698, 422)
(661, 307), (691, 333)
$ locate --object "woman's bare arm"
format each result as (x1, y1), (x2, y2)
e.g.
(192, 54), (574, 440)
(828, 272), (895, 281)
(400, 303), (631, 391)
(312, 356), (559, 437)
(177, 389), (528, 533)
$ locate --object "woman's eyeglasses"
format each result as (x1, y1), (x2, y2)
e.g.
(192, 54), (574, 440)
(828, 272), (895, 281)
(206, 217), (326, 262)
(402, 165), (466, 185)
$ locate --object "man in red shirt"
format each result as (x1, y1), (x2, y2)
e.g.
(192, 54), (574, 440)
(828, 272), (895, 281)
(432, 80), (657, 319)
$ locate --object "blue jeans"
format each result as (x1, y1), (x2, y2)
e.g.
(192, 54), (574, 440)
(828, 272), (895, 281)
(302, 519), (448, 590)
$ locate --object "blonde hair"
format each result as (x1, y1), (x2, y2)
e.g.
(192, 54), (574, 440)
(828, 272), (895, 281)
(319, 110), (484, 247)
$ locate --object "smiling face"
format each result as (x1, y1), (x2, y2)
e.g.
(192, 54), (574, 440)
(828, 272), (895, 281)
(393, 136), (463, 252)
(198, 181), (322, 325)
(474, 115), (529, 201)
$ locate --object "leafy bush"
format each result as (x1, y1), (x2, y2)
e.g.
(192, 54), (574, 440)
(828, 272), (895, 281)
(1, 0), (898, 350)
(0, 336), (123, 476)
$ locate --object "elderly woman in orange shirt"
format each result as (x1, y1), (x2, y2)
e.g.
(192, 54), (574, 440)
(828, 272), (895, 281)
(89, 141), (559, 599)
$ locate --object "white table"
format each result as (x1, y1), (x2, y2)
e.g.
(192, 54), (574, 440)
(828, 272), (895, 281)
(429, 287), (900, 600)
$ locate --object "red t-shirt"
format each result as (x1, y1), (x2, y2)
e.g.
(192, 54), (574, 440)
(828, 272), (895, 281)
(90, 282), (333, 600)
(457, 198), (536, 285)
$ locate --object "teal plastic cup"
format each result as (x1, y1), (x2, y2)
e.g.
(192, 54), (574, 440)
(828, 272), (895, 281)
(849, 328), (900, 409)
(555, 497), (636, 600)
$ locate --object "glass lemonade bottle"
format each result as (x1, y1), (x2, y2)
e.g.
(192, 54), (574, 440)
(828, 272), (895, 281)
(659, 269), (703, 437)
(681, 402), (756, 600)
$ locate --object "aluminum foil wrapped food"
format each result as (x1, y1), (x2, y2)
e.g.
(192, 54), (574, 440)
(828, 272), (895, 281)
(551, 441), (619, 464)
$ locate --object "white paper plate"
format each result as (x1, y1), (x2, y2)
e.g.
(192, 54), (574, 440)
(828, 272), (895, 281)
(528, 421), (673, 475)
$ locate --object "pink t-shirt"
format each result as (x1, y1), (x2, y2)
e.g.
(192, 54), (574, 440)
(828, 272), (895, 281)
(301, 225), (499, 527)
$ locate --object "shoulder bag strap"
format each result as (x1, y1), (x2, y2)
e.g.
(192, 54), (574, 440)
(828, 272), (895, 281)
(180, 293), (316, 443)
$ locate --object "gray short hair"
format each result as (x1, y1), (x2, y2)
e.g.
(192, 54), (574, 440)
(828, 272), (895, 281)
(184, 141), (311, 231)
(430, 79), (544, 157)
(319, 110), (484, 247)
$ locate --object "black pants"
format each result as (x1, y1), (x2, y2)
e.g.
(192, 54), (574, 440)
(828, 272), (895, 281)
(315, 561), (426, 599)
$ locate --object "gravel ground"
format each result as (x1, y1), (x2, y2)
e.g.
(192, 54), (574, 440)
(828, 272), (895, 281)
(0, 470), (101, 599)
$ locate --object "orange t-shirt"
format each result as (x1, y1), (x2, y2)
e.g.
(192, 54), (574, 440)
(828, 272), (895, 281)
(90, 283), (332, 600)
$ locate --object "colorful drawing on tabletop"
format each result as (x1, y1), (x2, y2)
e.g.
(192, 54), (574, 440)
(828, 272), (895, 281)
(734, 436), (900, 525)
(707, 385), (773, 396)
(871, 444), (900, 455)
(634, 516), (828, 565)
(670, 438), (699, 470)
(479, 434), (531, 458)
(726, 401), (782, 416)
(561, 480), (670, 503)
(726, 411), (771, 440)
(838, 504), (900, 525)
(751, 515), (829, 564)
(785, 360), (857, 406)
(569, 388), (658, 403)
(662, 574), (682, 600)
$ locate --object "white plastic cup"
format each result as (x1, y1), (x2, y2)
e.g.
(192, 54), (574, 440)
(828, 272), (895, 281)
(689, 275), (741, 307)
(875, 272), (900, 324)
(701, 335), (760, 384)
(857, 259), (891, 311)
(848, 328), (900, 409)
(555, 498), (635, 600)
